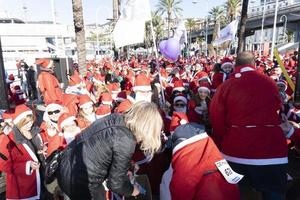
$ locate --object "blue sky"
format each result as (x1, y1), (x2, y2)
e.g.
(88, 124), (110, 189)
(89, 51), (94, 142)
(0, 0), (227, 25)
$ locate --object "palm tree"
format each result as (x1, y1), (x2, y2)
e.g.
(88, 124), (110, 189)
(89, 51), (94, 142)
(209, 6), (225, 41)
(226, 0), (241, 22)
(155, 0), (183, 37)
(145, 13), (165, 50)
(237, 0), (249, 53)
(185, 18), (197, 46)
(72, 0), (86, 76)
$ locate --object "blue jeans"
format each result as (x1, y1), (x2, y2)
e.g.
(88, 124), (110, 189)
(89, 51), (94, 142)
(228, 162), (287, 200)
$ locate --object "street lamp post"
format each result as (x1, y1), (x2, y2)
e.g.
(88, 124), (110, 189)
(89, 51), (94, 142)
(51, 0), (58, 54)
(271, 0), (280, 59)
(95, 6), (110, 55)
(192, 0), (208, 56)
(280, 15), (288, 42)
(259, 0), (267, 56)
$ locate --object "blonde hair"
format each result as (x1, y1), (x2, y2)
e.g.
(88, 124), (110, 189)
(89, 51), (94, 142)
(124, 101), (163, 157)
(16, 114), (34, 130)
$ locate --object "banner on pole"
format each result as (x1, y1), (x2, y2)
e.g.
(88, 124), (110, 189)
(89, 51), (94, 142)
(113, 0), (151, 48)
(213, 19), (238, 46)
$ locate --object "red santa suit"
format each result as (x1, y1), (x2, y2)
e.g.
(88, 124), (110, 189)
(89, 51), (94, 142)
(40, 102), (67, 157)
(210, 65), (288, 165)
(36, 59), (63, 104)
(160, 124), (240, 200)
(0, 105), (43, 199)
(11, 85), (26, 105)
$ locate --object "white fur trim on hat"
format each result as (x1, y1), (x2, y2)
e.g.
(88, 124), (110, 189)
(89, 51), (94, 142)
(47, 60), (54, 69)
(102, 101), (113, 105)
(13, 110), (33, 124)
(60, 116), (76, 130)
(173, 96), (187, 104)
(198, 87), (210, 94)
(172, 87), (185, 92)
(116, 97), (125, 102)
(96, 113), (111, 119)
(133, 85), (152, 92)
(80, 101), (93, 109)
(111, 89), (121, 93)
(180, 119), (187, 125)
(46, 103), (63, 112)
(221, 62), (233, 69)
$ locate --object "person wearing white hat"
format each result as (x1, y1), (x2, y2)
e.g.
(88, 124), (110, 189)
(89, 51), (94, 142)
(40, 102), (65, 157)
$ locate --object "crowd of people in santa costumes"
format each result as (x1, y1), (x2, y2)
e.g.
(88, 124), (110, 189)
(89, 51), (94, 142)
(0, 49), (299, 200)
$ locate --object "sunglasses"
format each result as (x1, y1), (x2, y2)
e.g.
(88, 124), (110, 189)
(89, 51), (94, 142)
(48, 110), (60, 115)
(174, 104), (186, 107)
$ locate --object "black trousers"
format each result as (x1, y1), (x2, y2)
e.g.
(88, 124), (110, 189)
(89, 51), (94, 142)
(68, 184), (106, 200)
(228, 162), (288, 200)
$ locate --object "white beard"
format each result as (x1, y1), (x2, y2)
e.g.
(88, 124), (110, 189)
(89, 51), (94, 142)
(174, 106), (187, 113)
(135, 92), (152, 103)
(85, 113), (97, 123)
(64, 127), (81, 144)
(47, 127), (57, 137)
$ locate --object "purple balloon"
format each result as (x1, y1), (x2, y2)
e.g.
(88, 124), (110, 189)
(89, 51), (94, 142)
(162, 38), (180, 61)
(159, 40), (167, 54)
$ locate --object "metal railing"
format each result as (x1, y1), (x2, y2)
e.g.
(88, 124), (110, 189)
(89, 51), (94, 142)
(248, 2), (300, 17)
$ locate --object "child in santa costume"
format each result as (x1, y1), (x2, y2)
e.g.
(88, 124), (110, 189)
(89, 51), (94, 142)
(0, 105), (47, 200)
(40, 102), (67, 157)
(77, 95), (97, 130)
(160, 123), (240, 200)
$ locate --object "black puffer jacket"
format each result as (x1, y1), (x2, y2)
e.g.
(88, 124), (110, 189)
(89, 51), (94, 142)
(57, 114), (136, 199)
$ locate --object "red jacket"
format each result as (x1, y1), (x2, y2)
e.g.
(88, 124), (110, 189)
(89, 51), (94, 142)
(210, 66), (288, 165)
(0, 132), (41, 199)
(211, 72), (225, 91)
(169, 133), (239, 200)
(40, 122), (66, 157)
(38, 71), (63, 104)
(11, 89), (26, 105)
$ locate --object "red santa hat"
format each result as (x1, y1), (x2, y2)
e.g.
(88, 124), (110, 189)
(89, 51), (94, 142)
(221, 57), (233, 70)
(133, 74), (151, 92)
(8, 74), (15, 81)
(45, 101), (63, 113)
(198, 82), (211, 94)
(13, 104), (33, 125)
(96, 105), (111, 118)
(107, 83), (121, 94)
(172, 80), (185, 93)
(173, 94), (188, 105)
(2, 110), (14, 123)
(170, 112), (189, 133)
(115, 99), (132, 113)
(116, 91), (127, 102)
(93, 73), (105, 85)
(58, 113), (76, 132)
(100, 92), (113, 105)
(79, 95), (93, 109)
(104, 62), (113, 70)
(69, 72), (83, 86)
(35, 58), (53, 69)
(277, 80), (288, 91)
(62, 93), (79, 107)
